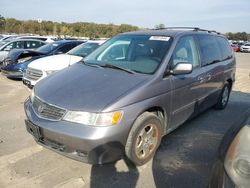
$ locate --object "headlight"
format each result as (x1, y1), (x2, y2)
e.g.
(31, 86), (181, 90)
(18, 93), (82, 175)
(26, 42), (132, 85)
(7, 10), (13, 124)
(17, 56), (32, 64)
(45, 70), (57, 75)
(224, 125), (250, 188)
(30, 89), (35, 103)
(63, 111), (123, 126)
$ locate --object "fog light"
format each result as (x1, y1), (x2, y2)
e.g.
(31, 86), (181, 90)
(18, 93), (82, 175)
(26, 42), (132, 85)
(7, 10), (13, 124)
(234, 158), (250, 177)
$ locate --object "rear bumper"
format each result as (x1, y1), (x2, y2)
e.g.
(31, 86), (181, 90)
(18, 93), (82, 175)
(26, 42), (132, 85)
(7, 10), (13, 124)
(24, 98), (128, 164)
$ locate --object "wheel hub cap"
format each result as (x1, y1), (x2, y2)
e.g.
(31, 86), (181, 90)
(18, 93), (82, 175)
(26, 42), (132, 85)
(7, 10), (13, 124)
(135, 123), (159, 159)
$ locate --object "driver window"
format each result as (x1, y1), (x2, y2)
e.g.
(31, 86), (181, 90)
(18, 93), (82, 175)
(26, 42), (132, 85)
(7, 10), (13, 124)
(171, 36), (199, 68)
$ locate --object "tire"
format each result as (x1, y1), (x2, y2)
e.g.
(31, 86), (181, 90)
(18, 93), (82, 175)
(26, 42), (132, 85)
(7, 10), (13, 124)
(125, 112), (162, 166)
(214, 82), (231, 110)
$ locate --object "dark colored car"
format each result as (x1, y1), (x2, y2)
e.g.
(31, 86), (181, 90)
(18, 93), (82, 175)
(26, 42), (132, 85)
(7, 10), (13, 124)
(24, 27), (236, 165)
(1, 40), (83, 79)
(209, 112), (250, 188)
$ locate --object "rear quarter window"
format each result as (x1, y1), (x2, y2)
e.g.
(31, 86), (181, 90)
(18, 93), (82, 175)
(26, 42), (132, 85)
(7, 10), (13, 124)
(197, 35), (221, 66)
(216, 37), (233, 61)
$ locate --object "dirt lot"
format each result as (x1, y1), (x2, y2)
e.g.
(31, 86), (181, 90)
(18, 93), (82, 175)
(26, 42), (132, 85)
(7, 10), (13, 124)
(0, 53), (250, 188)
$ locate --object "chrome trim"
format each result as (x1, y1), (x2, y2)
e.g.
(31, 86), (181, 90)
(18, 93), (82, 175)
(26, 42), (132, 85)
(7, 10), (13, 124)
(32, 95), (67, 121)
(172, 100), (196, 115)
(25, 67), (43, 81)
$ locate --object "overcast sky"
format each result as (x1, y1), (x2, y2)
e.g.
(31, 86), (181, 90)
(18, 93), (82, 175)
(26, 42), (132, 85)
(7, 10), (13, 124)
(1, 0), (250, 33)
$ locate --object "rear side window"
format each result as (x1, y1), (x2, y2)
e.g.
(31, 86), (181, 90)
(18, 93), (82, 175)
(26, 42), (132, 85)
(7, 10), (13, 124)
(4, 41), (24, 50)
(216, 37), (233, 61)
(197, 35), (221, 66)
(25, 41), (44, 49)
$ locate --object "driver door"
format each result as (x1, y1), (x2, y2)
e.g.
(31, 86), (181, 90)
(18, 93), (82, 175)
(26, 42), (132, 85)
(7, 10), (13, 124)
(169, 36), (204, 129)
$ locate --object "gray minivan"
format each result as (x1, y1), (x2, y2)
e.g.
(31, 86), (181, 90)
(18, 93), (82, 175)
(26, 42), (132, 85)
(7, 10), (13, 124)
(24, 28), (236, 166)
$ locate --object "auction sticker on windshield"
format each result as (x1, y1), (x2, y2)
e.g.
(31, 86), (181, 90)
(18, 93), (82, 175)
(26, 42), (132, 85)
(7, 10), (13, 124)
(149, 36), (170, 41)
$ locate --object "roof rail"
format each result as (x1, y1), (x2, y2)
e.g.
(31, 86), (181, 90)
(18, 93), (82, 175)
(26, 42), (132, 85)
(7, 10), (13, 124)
(153, 27), (221, 35)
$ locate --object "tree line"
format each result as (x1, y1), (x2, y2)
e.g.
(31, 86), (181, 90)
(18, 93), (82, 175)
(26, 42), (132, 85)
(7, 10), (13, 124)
(0, 15), (249, 40)
(225, 32), (250, 41)
(0, 15), (139, 38)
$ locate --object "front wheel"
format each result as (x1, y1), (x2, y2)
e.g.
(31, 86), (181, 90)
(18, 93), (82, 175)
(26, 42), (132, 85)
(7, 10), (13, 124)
(125, 112), (162, 166)
(214, 82), (231, 110)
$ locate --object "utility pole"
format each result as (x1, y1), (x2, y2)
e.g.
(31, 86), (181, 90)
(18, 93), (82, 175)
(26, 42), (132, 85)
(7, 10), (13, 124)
(38, 18), (42, 35)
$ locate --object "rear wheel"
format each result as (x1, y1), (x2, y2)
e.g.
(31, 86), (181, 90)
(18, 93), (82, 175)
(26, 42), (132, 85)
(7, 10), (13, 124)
(214, 82), (231, 109)
(125, 112), (162, 166)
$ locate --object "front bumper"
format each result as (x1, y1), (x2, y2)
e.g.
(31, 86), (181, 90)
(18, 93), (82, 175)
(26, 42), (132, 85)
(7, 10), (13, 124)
(240, 48), (250, 52)
(22, 77), (35, 89)
(24, 98), (128, 164)
(1, 69), (23, 78)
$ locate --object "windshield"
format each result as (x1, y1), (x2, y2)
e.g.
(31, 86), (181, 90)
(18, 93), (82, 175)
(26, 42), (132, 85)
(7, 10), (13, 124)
(36, 43), (59, 54)
(84, 35), (172, 74)
(0, 40), (10, 47)
(67, 42), (99, 57)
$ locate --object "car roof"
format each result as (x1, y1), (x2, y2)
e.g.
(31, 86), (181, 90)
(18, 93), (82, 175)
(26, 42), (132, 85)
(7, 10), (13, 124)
(6, 39), (47, 43)
(120, 28), (225, 38)
(52, 40), (82, 44)
(86, 40), (106, 44)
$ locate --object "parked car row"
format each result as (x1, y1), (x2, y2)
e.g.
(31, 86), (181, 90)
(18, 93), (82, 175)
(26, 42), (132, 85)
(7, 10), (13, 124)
(23, 40), (104, 88)
(0, 34), (56, 43)
(1, 40), (84, 79)
(0, 34), (62, 68)
(22, 27), (236, 166)
(1, 39), (105, 86)
(230, 41), (250, 53)
(0, 39), (47, 66)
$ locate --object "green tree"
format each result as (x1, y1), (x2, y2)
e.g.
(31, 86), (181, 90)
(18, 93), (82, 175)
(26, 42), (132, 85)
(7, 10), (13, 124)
(226, 32), (249, 41)
(1, 17), (139, 37)
(154, 24), (165, 29)
(0, 14), (5, 32)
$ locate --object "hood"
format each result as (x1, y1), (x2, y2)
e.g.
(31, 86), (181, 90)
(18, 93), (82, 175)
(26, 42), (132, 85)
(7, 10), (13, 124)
(35, 63), (148, 112)
(7, 49), (45, 62)
(28, 54), (82, 71)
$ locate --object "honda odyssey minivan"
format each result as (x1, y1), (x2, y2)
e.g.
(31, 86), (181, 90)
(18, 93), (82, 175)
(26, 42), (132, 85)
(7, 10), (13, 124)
(24, 28), (236, 166)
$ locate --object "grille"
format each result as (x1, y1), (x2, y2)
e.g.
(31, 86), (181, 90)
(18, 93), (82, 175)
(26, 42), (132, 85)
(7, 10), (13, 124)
(32, 96), (66, 121)
(25, 67), (43, 81)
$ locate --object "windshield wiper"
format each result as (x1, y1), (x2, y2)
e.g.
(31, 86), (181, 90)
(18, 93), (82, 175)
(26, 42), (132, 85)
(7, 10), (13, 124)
(209, 60), (221, 65)
(80, 60), (103, 68)
(69, 53), (86, 57)
(100, 64), (135, 74)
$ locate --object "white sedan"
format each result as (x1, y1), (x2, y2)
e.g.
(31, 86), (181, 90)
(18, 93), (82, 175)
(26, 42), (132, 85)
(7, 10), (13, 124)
(22, 40), (105, 88)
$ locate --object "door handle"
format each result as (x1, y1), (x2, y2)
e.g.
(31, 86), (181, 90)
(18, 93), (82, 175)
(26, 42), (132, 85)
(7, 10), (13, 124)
(206, 73), (212, 81)
(197, 76), (205, 83)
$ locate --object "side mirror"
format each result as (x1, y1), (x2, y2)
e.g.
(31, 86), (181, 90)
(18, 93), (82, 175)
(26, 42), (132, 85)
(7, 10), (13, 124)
(171, 63), (193, 75)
